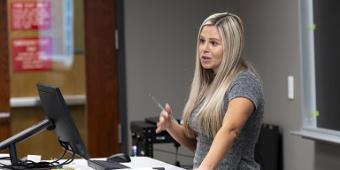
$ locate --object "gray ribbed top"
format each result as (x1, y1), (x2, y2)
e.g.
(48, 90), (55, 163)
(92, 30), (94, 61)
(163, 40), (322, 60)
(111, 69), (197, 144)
(189, 70), (264, 170)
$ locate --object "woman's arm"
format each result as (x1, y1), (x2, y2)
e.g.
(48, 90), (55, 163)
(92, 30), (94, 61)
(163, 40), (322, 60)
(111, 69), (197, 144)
(197, 97), (254, 170)
(165, 119), (197, 151)
(156, 103), (197, 152)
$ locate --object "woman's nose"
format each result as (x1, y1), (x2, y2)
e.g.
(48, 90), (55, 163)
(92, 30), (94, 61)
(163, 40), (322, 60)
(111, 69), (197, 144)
(201, 42), (209, 52)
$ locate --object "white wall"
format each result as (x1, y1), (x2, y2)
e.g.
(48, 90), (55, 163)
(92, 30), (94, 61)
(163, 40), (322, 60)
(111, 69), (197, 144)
(239, 0), (315, 170)
(124, 0), (239, 121)
(124, 0), (340, 169)
(124, 0), (239, 166)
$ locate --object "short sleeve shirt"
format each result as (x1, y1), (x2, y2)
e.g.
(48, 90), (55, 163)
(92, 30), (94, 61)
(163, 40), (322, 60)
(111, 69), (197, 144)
(188, 70), (264, 170)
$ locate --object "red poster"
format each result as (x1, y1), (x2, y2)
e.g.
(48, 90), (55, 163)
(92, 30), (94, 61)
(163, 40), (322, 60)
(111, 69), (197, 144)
(11, 0), (51, 31)
(12, 37), (52, 72)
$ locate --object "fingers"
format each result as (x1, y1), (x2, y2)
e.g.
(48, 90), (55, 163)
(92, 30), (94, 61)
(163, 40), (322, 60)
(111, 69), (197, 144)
(155, 124), (162, 134)
(156, 117), (167, 133)
(156, 103), (173, 134)
(156, 109), (171, 134)
(165, 103), (172, 114)
(156, 113), (164, 134)
(160, 110), (169, 119)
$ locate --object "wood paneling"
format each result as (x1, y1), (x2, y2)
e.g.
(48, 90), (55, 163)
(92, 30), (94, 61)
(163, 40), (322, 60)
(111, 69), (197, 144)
(0, 0), (11, 141)
(84, 0), (120, 157)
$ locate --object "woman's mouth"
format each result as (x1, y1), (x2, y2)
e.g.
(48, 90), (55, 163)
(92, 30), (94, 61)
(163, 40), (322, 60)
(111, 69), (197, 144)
(201, 56), (211, 63)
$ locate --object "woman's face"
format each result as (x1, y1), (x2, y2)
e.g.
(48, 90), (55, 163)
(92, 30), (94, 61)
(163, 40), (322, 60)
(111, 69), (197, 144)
(199, 25), (223, 73)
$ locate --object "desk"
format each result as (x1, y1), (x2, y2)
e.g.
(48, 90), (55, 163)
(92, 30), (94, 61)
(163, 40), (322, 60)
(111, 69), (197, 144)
(0, 156), (186, 170)
(67, 156), (185, 170)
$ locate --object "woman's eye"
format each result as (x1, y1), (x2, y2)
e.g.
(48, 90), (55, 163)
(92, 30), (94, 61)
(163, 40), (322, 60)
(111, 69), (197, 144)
(211, 41), (217, 46)
(199, 39), (205, 43)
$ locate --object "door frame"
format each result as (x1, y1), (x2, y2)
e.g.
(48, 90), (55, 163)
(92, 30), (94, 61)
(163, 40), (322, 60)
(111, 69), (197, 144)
(84, 0), (128, 157)
(0, 0), (11, 141)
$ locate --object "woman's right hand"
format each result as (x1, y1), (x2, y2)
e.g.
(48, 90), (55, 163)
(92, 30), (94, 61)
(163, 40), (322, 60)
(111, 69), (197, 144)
(155, 103), (174, 134)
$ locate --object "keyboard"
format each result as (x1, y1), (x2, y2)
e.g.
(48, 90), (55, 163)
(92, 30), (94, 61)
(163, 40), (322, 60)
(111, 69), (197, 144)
(87, 159), (129, 170)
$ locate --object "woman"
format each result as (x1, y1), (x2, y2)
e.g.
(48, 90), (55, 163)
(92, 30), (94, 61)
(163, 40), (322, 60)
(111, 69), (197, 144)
(156, 12), (264, 170)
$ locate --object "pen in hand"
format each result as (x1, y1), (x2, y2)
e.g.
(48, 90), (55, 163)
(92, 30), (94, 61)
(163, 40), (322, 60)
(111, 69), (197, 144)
(149, 94), (165, 111)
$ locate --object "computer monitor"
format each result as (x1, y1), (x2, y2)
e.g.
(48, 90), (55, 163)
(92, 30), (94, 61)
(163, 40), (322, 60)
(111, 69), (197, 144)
(37, 83), (90, 159)
(0, 83), (90, 165)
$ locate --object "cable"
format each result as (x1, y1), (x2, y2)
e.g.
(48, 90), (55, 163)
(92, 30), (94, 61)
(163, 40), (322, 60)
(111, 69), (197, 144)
(50, 147), (68, 164)
(0, 144), (76, 169)
(59, 151), (75, 166)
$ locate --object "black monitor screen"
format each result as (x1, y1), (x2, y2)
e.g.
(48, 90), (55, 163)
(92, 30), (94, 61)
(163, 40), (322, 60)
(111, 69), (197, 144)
(37, 83), (90, 159)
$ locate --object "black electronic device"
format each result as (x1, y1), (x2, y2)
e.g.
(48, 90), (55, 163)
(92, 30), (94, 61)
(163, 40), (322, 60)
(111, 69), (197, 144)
(144, 116), (159, 125)
(0, 119), (54, 165)
(87, 159), (129, 170)
(0, 83), (129, 169)
(38, 84), (129, 169)
(37, 84), (129, 169)
(255, 123), (282, 170)
(131, 121), (176, 144)
(130, 120), (179, 157)
(0, 83), (90, 166)
(145, 116), (180, 125)
(107, 153), (131, 163)
(37, 83), (90, 159)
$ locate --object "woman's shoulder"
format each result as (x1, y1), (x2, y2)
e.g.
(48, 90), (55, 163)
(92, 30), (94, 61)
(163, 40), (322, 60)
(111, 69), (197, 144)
(227, 69), (264, 110)
(233, 70), (261, 85)
(227, 69), (264, 99)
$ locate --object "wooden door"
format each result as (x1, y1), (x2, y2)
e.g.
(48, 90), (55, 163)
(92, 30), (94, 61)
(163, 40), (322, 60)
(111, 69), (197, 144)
(84, 0), (120, 157)
(0, 0), (11, 141)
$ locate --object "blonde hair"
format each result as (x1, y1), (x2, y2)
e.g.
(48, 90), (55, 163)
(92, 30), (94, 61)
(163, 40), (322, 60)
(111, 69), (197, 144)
(182, 12), (255, 137)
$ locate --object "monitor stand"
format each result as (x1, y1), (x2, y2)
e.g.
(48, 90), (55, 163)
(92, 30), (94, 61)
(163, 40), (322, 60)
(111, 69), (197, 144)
(0, 119), (54, 165)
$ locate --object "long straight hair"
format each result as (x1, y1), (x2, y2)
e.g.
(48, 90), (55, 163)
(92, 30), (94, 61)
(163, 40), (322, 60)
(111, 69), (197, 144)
(182, 12), (255, 137)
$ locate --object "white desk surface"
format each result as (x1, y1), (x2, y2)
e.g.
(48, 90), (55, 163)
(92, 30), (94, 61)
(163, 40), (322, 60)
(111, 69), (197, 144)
(65, 156), (186, 170)
(0, 155), (185, 170)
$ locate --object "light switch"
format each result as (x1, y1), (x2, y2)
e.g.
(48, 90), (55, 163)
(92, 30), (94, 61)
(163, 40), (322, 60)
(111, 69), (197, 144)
(288, 75), (294, 100)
